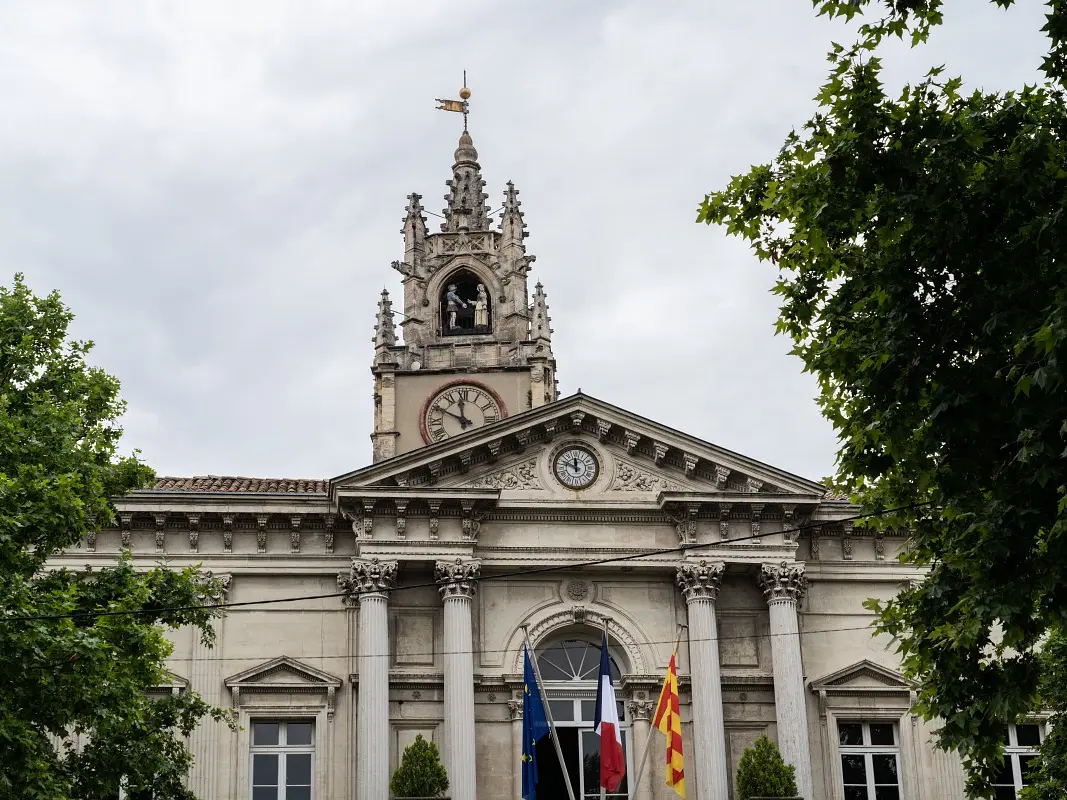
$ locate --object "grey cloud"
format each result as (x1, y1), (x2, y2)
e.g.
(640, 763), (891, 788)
(0, 0), (1048, 481)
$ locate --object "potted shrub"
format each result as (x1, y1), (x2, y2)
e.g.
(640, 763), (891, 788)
(390, 734), (450, 799)
(736, 734), (802, 800)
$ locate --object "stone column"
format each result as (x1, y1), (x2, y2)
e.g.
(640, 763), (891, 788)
(343, 558), (398, 800)
(627, 698), (655, 800)
(436, 558), (481, 800)
(677, 561), (730, 800)
(758, 561), (813, 800)
(508, 699), (523, 800)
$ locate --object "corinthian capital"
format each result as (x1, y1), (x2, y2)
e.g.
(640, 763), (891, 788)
(758, 561), (807, 604)
(676, 560), (725, 602)
(435, 558), (481, 598)
(339, 557), (398, 600)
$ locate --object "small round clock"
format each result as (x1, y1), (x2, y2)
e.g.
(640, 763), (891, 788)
(421, 381), (505, 443)
(553, 445), (600, 490)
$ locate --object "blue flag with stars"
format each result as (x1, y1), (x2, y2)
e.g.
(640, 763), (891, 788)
(522, 643), (551, 800)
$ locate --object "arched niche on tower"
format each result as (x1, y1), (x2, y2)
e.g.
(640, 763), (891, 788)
(432, 265), (500, 338)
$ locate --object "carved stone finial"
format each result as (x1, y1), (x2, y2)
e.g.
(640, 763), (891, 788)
(436, 558), (481, 598)
(340, 557), (399, 600)
(677, 560), (726, 602)
(758, 561), (808, 604)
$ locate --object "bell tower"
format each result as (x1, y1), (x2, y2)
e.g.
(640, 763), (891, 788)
(370, 111), (558, 462)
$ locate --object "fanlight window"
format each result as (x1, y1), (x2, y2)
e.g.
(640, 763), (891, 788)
(538, 639), (622, 682)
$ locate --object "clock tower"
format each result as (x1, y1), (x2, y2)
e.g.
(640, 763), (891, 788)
(369, 128), (558, 462)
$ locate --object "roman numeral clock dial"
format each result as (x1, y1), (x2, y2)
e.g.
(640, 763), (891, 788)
(421, 383), (505, 443)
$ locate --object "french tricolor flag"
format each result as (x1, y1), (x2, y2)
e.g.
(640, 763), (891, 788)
(594, 631), (626, 792)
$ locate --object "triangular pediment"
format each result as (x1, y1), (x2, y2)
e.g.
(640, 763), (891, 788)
(225, 656), (342, 690)
(331, 393), (827, 502)
(809, 659), (916, 693)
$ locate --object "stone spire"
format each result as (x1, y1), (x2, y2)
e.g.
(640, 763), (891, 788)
(373, 288), (397, 354)
(399, 193), (427, 275)
(530, 281), (552, 344)
(499, 181), (527, 246)
(442, 131), (490, 232)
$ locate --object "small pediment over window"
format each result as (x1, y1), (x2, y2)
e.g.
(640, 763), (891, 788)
(809, 659), (915, 696)
(148, 671), (189, 696)
(225, 655), (342, 695)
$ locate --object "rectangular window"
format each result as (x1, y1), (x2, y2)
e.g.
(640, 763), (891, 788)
(992, 723), (1042, 799)
(838, 721), (901, 800)
(250, 720), (314, 800)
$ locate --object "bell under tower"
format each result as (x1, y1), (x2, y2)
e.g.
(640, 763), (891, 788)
(370, 127), (559, 462)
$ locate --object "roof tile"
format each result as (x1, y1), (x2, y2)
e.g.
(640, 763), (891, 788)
(151, 476), (327, 494)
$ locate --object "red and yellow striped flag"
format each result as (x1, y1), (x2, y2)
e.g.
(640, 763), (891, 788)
(652, 652), (685, 798)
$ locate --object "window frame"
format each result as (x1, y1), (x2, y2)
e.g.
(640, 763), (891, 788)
(249, 720), (316, 800)
(836, 720), (902, 800)
(993, 722), (1045, 798)
(821, 708), (915, 800)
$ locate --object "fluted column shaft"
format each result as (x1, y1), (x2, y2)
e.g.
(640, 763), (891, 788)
(342, 558), (398, 800)
(677, 561), (730, 800)
(759, 562), (813, 800)
(437, 559), (481, 800)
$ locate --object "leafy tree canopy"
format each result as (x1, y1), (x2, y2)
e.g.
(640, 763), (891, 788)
(0, 274), (230, 799)
(699, 1), (1066, 796)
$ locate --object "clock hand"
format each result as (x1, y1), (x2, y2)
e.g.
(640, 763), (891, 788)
(442, 410), (473, 428)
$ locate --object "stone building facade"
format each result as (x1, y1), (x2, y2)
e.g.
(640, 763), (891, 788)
(61, 129), (1041, 800)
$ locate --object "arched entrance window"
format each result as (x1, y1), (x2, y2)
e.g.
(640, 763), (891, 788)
(535, 638), (631, 800)
(439, 269), (491, 336)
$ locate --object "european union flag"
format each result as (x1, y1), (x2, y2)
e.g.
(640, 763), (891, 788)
(521, 643), (551, 800)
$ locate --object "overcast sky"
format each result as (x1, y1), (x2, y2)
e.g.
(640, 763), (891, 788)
(0, 1), (1048, 482)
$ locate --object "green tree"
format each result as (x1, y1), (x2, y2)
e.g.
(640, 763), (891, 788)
(1019, 631), (1067, 798)
(698, 2), (1067, 797)
(735, 735), (798, 800)
(0, 274), (231, 799)
(389, 734), (449, 798)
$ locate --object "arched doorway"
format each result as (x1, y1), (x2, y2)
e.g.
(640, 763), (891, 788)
(535, 638), (632, 799)
(439, 269), (491, 336)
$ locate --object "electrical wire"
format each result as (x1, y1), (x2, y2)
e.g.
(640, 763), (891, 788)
(0, 499), (923, 624)
(150, 624), (894, 664)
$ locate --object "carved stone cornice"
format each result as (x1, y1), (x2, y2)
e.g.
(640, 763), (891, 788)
(338, 557), (398, 600)
(677, 560), (725, 602)
(758, 561), (808, 604)
(435, 558), (481, 599)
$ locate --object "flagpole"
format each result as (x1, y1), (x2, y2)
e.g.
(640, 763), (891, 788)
(629, 625), (685, 798)
(522, 625), (578, 800)
(601, 616), (610, 800)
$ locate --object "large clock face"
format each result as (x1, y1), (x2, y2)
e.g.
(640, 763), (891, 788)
(553, 445), (600, 490)
(422, 383), (503, 443)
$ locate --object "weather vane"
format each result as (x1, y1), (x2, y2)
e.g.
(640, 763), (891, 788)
(435, 70), (471, 132)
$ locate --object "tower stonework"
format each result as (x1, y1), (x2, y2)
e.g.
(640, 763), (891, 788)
(370, 131), (558, 462)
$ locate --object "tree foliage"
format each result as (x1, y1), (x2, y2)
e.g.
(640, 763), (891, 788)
(0, 274), (231, 799)
(735, 735), (798, 800)
(699, 2), (1067, 797)
(389, 734), (449, 798)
